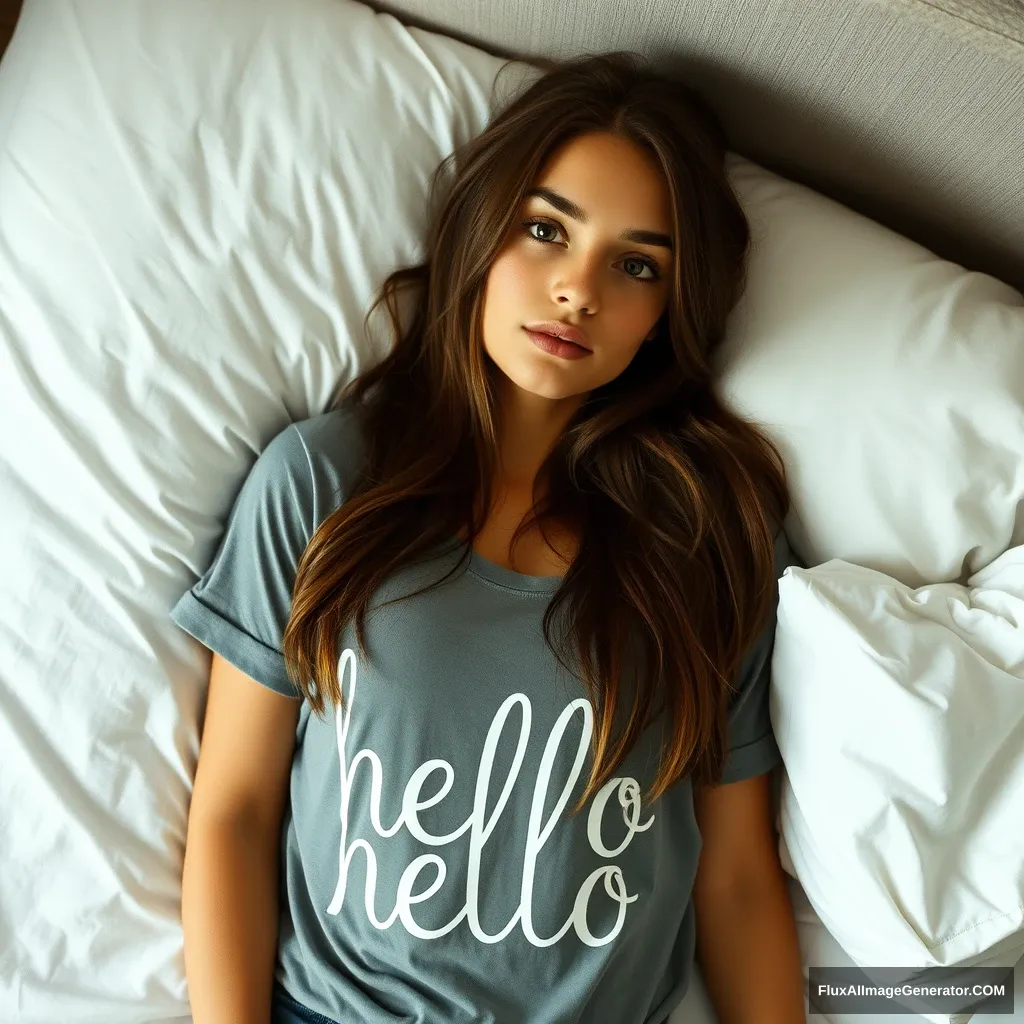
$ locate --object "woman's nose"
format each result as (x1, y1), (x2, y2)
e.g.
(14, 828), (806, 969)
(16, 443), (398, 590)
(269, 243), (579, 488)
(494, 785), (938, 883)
(552, 260), (599, 315)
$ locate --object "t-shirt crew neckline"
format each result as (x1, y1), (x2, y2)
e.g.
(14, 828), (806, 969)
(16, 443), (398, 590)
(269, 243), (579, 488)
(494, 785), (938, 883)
(457, 539), (563, 594)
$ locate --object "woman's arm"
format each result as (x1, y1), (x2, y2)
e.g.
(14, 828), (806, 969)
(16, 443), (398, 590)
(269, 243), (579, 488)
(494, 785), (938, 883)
(182, 652), (301, 1024)
(692, 771), (806, 1024)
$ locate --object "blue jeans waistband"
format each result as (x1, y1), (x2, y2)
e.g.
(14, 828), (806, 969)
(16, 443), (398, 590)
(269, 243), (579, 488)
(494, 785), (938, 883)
(271, 983), (342, 1024)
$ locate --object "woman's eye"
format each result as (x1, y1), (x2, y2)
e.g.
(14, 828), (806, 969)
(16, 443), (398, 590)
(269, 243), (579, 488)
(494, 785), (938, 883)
(622, 257), (659, 282)
(523, 219), (562, 244)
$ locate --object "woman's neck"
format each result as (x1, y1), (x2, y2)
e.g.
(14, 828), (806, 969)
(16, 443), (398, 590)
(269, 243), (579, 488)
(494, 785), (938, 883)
(494, 379), (586, 492)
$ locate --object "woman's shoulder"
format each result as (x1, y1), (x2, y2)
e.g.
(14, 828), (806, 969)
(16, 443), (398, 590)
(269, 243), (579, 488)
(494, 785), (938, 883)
(291, 399), (365, 466)
(268, 400), (367, 525)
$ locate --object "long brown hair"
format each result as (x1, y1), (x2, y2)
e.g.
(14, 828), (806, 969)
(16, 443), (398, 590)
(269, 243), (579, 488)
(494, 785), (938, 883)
(282, 51), (789, 811)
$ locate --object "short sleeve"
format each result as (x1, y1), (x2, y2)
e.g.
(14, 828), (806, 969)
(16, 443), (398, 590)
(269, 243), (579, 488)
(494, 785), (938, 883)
(170, 424), (314, 699)
(717, 527), (797, 785)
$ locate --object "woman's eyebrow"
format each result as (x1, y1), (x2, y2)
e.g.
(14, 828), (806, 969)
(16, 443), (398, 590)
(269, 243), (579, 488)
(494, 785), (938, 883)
(525, 186), (674, 252)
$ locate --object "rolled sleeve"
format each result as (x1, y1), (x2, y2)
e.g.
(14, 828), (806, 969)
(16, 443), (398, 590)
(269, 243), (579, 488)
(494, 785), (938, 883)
(719, 655), (781, 785)
(170, 423), (315, 700)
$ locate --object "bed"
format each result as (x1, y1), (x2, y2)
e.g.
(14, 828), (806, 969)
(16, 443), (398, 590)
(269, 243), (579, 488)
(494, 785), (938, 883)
(0, 1), (1021, 1022)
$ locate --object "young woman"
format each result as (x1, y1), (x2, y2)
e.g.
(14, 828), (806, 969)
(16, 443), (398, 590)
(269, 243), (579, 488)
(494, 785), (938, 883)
(172, 51), (806, 1024)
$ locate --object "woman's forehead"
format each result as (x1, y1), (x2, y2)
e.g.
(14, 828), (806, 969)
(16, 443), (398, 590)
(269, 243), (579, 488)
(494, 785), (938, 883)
(529, 133), (674, 242)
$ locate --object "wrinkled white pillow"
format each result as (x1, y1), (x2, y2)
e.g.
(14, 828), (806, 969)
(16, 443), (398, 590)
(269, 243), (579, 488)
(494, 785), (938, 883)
(715, 154), (1024, 589)
(771, 544), (1024, 991)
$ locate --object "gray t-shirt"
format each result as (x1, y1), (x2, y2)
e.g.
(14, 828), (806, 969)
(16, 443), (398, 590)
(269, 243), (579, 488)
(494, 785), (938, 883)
(171, 403), (786, 1024)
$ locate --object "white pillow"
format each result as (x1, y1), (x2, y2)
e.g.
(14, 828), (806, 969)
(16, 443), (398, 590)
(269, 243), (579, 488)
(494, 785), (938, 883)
(715, 153), (1024, 589)
(0, 2), (531, 1021)
(771, 544), (1024, 990)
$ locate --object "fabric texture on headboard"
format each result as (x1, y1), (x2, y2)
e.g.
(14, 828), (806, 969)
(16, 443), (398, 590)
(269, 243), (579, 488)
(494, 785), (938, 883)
(363, 0), (1024, 293)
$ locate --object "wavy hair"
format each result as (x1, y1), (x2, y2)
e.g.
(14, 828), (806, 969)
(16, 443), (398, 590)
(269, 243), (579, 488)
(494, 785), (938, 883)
(282, 51), (789, 811)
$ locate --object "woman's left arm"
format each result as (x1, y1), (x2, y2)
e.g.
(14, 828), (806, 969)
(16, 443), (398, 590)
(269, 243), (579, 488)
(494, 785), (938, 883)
(692, 770), (806, 1024)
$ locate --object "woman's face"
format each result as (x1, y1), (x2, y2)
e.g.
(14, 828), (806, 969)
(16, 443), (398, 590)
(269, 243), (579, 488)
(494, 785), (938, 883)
(481, 131), (675, 404)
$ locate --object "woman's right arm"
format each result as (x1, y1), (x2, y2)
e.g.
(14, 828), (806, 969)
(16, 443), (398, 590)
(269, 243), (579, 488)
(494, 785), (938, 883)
(182, 651), (301, 1024)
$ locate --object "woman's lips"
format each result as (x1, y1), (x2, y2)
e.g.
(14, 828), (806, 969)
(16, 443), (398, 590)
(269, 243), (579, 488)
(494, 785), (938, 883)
(523, 328), (592, 360)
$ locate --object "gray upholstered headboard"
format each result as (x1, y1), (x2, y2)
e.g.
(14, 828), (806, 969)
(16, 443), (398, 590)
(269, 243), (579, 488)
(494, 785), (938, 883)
(366, 0), (1024, 295)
